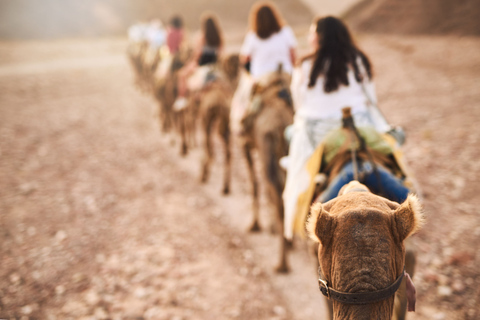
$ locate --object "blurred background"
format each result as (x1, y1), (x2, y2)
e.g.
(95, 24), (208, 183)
(1, 0), (479, 40)
(1, 1), (479, 320)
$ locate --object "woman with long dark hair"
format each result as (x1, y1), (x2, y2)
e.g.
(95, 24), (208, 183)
(283, 16), (407, 240)
(230, 1), (297, 133)
(174, 14), (224, 110)
(240, 1), (297, 79)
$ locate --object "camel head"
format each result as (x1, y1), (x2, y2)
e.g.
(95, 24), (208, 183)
(221, 54), (240, 85)
(307, 181), (424, 320)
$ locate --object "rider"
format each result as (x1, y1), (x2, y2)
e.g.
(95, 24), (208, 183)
(166, 15), (185, 55)
(231, 1), (297, 133)
(173, 13), (224, 110)
(283, 16), (406, 240)
(240, 1), (297, 80)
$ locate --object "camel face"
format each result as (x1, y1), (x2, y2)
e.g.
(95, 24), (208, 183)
(307, 181), (423, 319)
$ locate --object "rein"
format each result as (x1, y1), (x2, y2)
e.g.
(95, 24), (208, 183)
(341, 108), (386, 196)
(317, 266), (405, 305)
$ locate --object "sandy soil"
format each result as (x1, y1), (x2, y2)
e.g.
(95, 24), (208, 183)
(1, 33), (480, 320)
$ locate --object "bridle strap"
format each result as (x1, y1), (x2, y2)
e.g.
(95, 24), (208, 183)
(344, 187), (369, 194)
(318, 267), (405, 305)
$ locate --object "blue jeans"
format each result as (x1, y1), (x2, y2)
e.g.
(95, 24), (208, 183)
(319, 161), (409, 203)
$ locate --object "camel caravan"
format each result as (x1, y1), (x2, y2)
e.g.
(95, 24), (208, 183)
(127, 2), (424, 319)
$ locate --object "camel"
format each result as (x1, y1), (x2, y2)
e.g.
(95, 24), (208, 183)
(307, 181), (424, 320)
(152, 50), (191, 135)
(298, 107), (420, 319)
(127, 41), (149, 91)
(196, 54), (240, 194)
(241, 69), (294, 272)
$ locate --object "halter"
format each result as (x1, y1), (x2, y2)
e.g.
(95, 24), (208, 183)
(317, 266), (405, 305)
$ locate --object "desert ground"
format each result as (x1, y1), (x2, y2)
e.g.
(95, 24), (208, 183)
(1, 12), (480, 320)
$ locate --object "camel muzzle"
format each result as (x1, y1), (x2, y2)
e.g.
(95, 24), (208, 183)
(317, 266), (409, 305)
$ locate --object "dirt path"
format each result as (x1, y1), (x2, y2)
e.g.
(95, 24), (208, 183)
(1, 34), (480, 320)
(0, 40), (296, 319)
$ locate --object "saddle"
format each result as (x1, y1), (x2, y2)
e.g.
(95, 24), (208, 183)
(292, 108), (416, 237)
(313, 108), (411, 204)
(240, 71), (293, 136)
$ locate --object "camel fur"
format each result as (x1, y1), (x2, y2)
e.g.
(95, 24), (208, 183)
(197, 54), (240, 194)
(241, 70), (294, 272)
(307, 181), (424, 320)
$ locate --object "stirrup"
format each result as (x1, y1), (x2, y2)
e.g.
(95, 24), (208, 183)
(173, 97), (188, 111)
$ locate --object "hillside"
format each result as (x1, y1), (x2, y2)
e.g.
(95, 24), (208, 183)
(344, 0), (480, 36)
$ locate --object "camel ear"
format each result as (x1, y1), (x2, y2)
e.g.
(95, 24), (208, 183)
(394, 194), (425, 241)
(223, 54), (240, 81)
(307, 202), (336, 244)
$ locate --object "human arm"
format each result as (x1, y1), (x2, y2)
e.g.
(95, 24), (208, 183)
(189, 31), (204, 65)
(290, 60), (309, 111)
(240, 32), (255, 70)
(284, 26), (298, 66)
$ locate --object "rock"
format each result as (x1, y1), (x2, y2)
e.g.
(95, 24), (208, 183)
(94, 306), (108, 319)
(451, 280), (466, 293)
(144, 306), (168, 319)
(84, 289), (100, 305)
(252, 267), (262, 277)
(84, 195), (98, 213)
(423, 269), (439, 283)
(433, 312), (446, 320)
(55, 230), (67, 243)
(72, 272), (87, 283)
(21, 305), (33, 315)
(55, 285), (66, 296)
(9, 272), (21, 284)
(32, 271), (41, 280)
(239, 267), (248, 276)
(447, 251), (473, 266)
(243, 250), (253, 263)
(273, 305), (286, 317)
(19, 182), (37, 195)
(437, 274), (448, 286)
(134, 287), (148, 299)
(62, 300), (88, 317)
(27, 226), (37, 236)
(437, 285), (452, 297)
(95, 253), (106, 263)
(430, 257), (443, 269)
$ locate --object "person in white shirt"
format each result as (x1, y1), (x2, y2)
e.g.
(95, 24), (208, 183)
(240, 2), (297, 80)
(283, 16), (389, 240)
(146, 19), (166, 50)
(230, 2), (297, 133)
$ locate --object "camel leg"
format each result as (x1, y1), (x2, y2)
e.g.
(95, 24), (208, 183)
(243, 143), (260, 232)
(274, 200), (289, 273)
(269, 163), (289, 273)
(201, 112), (214, 183)
(393, 247), (416, 320)
(178, 110), (188, 156)
(219, 111), (231, 195)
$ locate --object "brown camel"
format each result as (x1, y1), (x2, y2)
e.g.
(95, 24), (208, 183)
(196, 54), (240, 194)
(152, 50), (191, 135)
(307, 181), (424, 320)
(241, 70), (294, 272)
(127, 41), (149, 91)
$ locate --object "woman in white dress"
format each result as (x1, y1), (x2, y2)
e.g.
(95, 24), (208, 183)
(283, 16), (391, 240)
(230, 1), (297, 132)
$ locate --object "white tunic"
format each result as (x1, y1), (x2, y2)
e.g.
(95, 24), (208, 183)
(283, 57), (387, 240)
(291, 58), (377, 120)
(240, 26), (297, 79)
